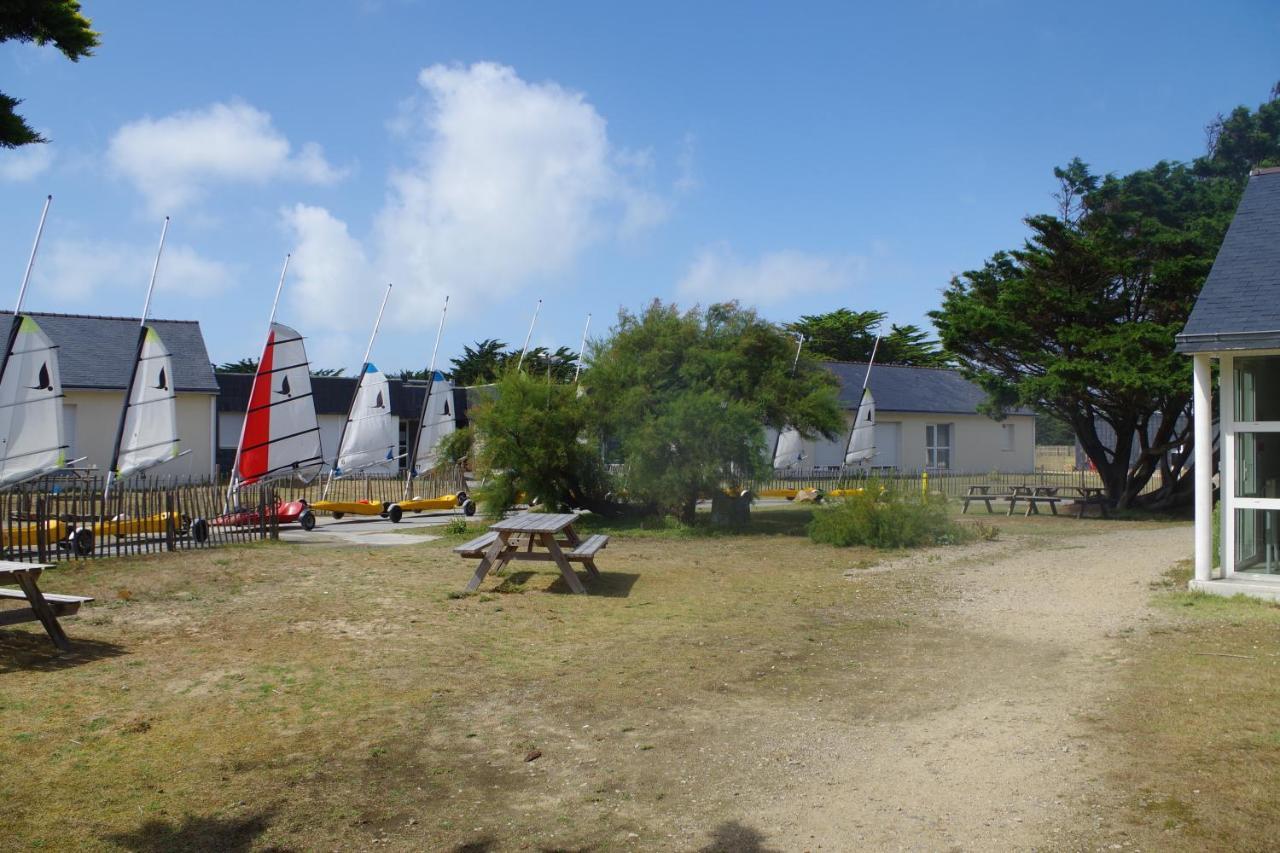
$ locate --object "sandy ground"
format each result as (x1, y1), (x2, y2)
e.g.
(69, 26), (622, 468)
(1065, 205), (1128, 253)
(749, 526), (1189, 851)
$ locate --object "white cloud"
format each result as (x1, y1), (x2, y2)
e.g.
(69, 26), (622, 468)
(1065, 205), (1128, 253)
(285, 62), (667, 331)
(107, 100), (345, 213)
(32, 239), (233, 303)
(677, 244), (867, 308)
(281, 203), (373, 334)
(0, 143), (54, 182)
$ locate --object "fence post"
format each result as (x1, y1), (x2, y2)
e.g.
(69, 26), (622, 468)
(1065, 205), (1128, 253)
(165, 492), (177, 551)
(269, 487), (279, 541)
(35, 496), (48, 563)
(258, 487), (267, 541)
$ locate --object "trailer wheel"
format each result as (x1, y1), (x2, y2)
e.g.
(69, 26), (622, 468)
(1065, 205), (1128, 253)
(332, 511), (345, 520)
(191, 517), (210, 543)
(72, 527), (94, 556)
(299, 510), (316, 531)
(387, 504), (403, 523)
(463, 499), (476, 517)
(455, 490), (468, 506)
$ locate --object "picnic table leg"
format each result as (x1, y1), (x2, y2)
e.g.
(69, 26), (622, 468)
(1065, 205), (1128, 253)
(541, 532), (586, 594)
(13, 570), (70, 651)
(466, 533), (511, 592)
(1007, 496), (1017, 517)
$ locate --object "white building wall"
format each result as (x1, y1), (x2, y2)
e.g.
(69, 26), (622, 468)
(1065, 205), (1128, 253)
(770, 411), (1036, 473)
(64, 388), (216, 479)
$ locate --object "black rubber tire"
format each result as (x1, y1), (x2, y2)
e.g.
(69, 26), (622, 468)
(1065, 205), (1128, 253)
(190, 517), (209, 543)
(299, 510), (316, 531)
(72, 527), (94, 556)
(455, 491), (468, 505)
(387, 504), (403, 523)
(463, 499), (477, 517)
(332, 511), (345, 520)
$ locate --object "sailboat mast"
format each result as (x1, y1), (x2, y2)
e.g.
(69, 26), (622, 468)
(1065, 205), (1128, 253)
(324, 283), (392, 497)
(516, 298), (542, 371)
(404, 295), (449, 499)
(769, 332), (806, 467)
(574, 313), (591, 385)
(1, 196), (54, 400)
(106, 217), (170, 501)
(15, 195), (52, 316)
(226, 253), (291, 507)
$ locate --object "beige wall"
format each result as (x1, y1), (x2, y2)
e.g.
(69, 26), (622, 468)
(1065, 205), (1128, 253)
(64, 388), (215, 479)
(772, 411), (1036, 473)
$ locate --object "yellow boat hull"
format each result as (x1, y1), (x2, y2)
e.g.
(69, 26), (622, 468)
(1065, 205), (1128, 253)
(311, 499), (388, 519)
(1, 520), (69, 550)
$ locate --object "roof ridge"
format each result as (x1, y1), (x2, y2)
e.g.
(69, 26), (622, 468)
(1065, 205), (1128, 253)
(820, 358), (958, 374)
(0, 309), (201, 324)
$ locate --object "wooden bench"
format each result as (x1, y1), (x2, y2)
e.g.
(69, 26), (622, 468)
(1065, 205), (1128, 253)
(0, 560), (94, 649)
(963, 485), (1025, 514)
(0, 588), (93, 627)
(565, 534), (609, 560)
(1009, 490), (1065, 517)
(453, 531), (499, 558)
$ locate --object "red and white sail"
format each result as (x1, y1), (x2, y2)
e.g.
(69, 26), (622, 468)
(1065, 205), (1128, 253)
(411, 371), (455, 473)
(234, 322), (324, 487)
(0, 316), (68, 486)
(334, 363), (397, 476)
(113, 326), (180, 478)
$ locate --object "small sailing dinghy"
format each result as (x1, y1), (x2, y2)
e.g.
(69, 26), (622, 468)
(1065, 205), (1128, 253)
(311, 284), (415, 523)
(390, 296), (473, 520)
(215, 255), (324, 531)
(0, 197), (90, 554)
(827, 337), (880, 499)
(79, 218), (200, 552)
(757, 334), (809, 500)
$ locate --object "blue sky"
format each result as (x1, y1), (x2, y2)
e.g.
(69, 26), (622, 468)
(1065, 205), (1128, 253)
(1, 0), (1277, 373)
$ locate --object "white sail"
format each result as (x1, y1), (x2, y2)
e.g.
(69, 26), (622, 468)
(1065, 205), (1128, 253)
(0, 316), (67, 486)
(411, 371), (455, 473)
(236, 322), (324, 486)
(334, 363), (396, 476)
(114, 326), (180, 478)
(772, 427), (805, 470)
(844, 388), (876, 465)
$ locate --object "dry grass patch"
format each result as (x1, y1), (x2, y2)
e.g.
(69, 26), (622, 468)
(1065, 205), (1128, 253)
(1075, 561), (1280, 851)
(0, 507), (957, 851)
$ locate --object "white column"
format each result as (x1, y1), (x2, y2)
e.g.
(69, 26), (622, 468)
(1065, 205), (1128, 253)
(1193, 352), (1214, 582)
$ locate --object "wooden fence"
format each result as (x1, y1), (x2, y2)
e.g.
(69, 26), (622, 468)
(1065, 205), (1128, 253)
(744, 466), (1164, 499)
(1, 474), (279, 565)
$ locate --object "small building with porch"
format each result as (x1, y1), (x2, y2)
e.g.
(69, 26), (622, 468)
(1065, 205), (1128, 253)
(1178, 167), (1280, 600)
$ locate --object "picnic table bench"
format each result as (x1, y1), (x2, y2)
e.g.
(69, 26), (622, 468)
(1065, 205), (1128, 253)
(0, 561), (93, 650)
(963, 484), (1111, 518)
(455, 513), (609, 594)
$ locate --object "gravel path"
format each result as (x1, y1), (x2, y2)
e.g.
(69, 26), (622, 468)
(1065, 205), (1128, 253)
(753, 525), (1190, 851)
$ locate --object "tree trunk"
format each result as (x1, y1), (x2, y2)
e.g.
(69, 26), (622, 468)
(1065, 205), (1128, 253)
(677, 492), (699, 525)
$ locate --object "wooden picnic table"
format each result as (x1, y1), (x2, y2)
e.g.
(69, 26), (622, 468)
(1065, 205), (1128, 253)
(455, 513), (609, 595)
(0, 561), (93, 651)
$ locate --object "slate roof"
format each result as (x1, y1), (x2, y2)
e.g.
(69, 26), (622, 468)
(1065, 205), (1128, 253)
(822, 361), (1034, 416)
(1177, 168), (1280, 353)
(217, 373), (469, 424)
(0, 311), (219, 393)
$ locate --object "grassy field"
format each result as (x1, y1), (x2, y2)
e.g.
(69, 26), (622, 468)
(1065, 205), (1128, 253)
(0, 504), (1275, 850)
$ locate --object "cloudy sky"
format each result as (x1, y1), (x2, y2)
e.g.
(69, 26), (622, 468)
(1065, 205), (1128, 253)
(1, 1), (1276, 372)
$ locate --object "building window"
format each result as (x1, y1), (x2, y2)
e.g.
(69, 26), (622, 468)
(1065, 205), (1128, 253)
(926, 423), (951, 469)
(1002, 422), (1015, 452)
(1235, 356), (1280, 422)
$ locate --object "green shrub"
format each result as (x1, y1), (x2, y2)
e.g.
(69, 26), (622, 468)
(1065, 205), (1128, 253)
(808, 486), (971, 549)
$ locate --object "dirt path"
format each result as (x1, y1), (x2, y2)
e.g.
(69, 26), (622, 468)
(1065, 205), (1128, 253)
(752, 525), (1190, 851)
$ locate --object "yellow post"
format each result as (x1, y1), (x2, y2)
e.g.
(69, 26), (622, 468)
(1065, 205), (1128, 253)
(922, 470), (928, 496)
